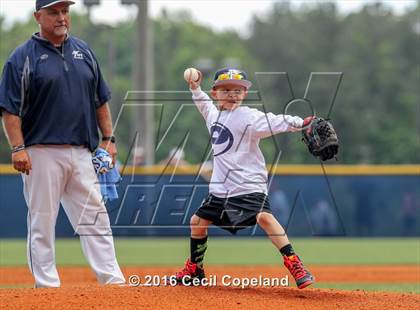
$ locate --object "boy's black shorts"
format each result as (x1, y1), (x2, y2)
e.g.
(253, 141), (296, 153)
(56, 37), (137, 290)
(195, 192), (272, 234)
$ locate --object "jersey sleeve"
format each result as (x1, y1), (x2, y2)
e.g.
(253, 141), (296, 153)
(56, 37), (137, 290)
(251, 110), (304, 139)
(191, 87), (217, 120)
(87, 48), (111, 108)
(0, 60), (23, 116)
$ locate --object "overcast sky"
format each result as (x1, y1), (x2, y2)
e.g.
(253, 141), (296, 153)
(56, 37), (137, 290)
(0, 0), (416, 33)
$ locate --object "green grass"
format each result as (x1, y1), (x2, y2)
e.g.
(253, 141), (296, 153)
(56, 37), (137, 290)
(0, 284), (32, 289)
(1, 283), (418, 294)
(1, 238), (419, 293)
(1, 237), (419, 266)
(314, 283), (420, 294)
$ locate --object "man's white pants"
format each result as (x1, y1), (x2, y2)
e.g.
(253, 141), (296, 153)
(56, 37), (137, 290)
(22, 145), (125, 288)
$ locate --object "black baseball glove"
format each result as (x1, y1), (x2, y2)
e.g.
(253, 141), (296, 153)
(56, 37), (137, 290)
(302, 117), (339, 161)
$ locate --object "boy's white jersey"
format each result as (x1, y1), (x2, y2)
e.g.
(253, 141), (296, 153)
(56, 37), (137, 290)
(192, 88), (304, 198)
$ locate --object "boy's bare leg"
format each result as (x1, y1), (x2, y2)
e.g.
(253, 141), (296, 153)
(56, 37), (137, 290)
(257, 211), (315, 289)
(190, 214), (212, 238)
(256, 212), (290, 249)
(189, 215), (211, 265)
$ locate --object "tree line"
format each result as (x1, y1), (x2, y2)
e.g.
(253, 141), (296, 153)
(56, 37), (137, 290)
(0, 2), (418, 164)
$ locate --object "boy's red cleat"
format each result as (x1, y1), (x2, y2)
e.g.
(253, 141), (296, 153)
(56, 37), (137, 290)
(175, 258), (205, 285)
(283, 255), (315, 289)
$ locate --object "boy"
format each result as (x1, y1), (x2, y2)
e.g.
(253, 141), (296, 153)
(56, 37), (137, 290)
(175, 68), (315, 289)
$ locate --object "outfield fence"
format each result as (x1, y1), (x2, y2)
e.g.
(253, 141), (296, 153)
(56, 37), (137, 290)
(0, 165), (419, 238)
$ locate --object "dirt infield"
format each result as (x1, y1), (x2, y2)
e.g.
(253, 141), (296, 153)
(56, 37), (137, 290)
(1, 266), (419, 309)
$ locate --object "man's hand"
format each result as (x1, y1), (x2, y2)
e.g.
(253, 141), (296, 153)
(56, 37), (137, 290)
(99, 141), (117, 165)
(96, 102), (116, 164)
(2, 111), (31, 174)
(12, 149), (32, 175)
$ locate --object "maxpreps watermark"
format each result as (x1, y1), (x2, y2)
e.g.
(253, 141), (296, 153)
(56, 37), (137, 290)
(128, 274), (289, 288)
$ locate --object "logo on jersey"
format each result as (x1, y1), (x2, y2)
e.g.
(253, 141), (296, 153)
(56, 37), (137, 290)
(210, 122), (234, 156)
(40, 54), (48, 60)
(72, 50), (84, 60)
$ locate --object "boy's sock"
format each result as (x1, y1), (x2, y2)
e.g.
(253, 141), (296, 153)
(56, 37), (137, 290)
(279, 243), (296, 257)
(190, 236), (208, 265)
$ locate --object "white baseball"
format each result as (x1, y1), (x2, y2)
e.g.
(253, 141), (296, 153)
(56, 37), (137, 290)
(184, 68), (200, 83)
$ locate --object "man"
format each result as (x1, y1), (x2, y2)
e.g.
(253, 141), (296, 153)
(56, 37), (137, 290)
(0, 0), (125, 287)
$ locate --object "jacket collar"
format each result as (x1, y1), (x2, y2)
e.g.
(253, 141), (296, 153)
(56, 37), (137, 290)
(32, 32), (70, 47)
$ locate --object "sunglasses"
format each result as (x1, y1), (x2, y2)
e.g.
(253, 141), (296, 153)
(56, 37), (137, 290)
(216, 72), (245, 81)
(217, 88), (246, 95)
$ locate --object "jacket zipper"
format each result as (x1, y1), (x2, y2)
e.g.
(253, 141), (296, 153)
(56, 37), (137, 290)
(60, 44), (69, 72)
(33, 33), (69, 71)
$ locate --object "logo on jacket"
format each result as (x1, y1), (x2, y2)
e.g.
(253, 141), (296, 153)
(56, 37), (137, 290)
(210, 122), (234, 156)
(72, 50), (84, 60)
